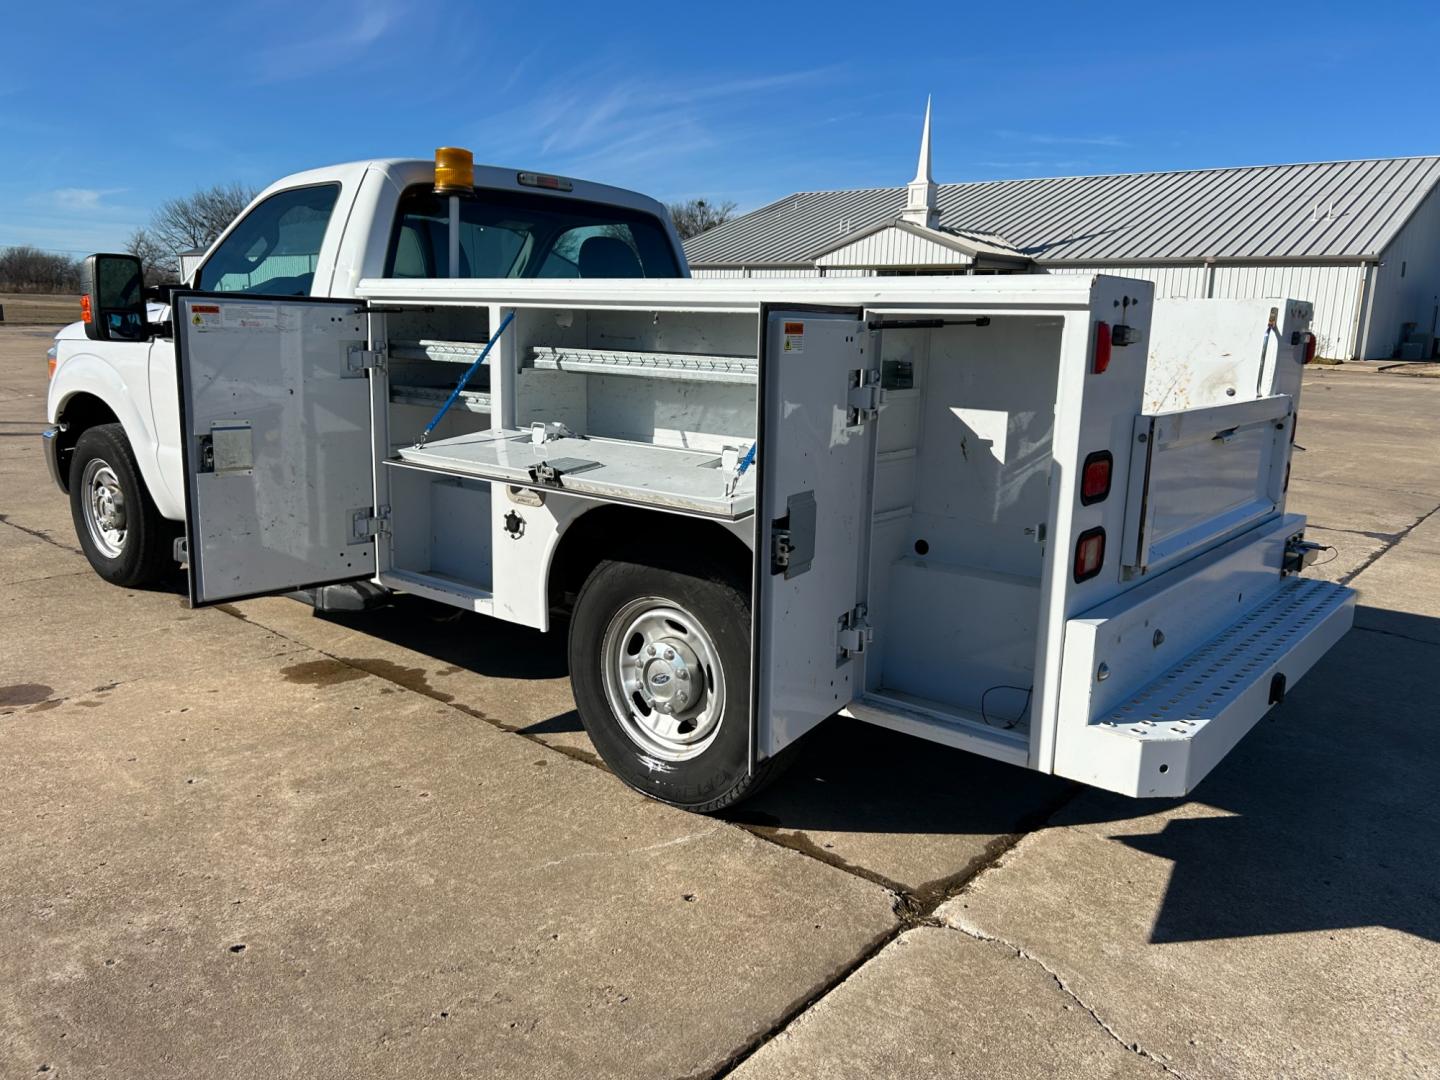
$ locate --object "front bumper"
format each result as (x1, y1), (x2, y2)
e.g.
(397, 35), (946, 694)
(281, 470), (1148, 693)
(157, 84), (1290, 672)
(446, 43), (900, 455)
(41, 425), (67, 492)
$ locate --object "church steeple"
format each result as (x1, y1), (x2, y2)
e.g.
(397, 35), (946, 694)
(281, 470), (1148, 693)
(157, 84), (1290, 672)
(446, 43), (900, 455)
(901, 96), (939, 229)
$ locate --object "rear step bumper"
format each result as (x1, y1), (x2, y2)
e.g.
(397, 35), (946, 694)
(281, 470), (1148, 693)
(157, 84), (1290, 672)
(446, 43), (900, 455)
(1084, 577), (1353, 796)
(1055, 513), (1356, 798)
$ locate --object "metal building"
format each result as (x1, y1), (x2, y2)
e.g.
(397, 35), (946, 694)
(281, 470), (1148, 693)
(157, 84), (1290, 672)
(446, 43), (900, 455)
(685, 108), (1440, 360)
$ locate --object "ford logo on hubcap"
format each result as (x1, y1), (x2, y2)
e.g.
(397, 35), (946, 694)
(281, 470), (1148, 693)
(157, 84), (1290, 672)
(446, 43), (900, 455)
(651, 673), (671, 686)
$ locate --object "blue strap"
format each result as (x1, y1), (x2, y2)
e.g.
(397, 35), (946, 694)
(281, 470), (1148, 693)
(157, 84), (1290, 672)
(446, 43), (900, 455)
(735, 442), (757, 476)
(415, 310), (515, 448)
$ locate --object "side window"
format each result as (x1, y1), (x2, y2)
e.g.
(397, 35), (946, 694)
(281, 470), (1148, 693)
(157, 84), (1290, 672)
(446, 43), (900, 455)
(197, 184), (340, 295)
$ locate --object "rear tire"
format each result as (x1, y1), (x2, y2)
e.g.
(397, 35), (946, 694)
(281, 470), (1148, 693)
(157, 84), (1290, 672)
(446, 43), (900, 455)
(68, 423), (173, 588)
(568, 557), (786, 812)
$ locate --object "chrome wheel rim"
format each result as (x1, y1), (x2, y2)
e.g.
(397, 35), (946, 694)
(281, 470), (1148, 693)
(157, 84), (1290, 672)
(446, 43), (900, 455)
(81, 458), (127, 559)
(600, 597), (726, 762)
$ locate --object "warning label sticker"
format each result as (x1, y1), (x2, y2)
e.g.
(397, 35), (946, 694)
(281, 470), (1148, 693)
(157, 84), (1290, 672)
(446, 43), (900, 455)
(222, 304), (278, 330)
(782, 320), (804, 353)
(189, 304), (221, 332)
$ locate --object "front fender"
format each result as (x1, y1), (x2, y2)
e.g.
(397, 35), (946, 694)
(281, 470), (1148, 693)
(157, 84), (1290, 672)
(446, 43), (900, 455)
(48, 353), (184, 521)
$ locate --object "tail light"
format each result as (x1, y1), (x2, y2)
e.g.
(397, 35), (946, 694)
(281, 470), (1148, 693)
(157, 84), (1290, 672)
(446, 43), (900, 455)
(1093, 321), (1112, 374)
(1080, 450), (1113, 505)
(1074, 527), (1106, 582)
(1301, 332), (1316, 364)
(46, 343), (57, 379)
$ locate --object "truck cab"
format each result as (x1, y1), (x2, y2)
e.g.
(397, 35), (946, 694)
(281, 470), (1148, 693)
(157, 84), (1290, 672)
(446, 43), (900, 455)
(44, 154), (687, 584)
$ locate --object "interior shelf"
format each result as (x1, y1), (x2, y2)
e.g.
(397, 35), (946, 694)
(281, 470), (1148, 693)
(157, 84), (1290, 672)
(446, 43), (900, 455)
(530, 346), (758, 384)
(390, 338), (493, 364)
(389, 383), (492, 413)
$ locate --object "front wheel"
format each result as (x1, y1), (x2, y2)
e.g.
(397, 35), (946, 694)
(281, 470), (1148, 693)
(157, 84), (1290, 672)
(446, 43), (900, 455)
(568, 558), (785, 812)
(68, 423), (174, 588)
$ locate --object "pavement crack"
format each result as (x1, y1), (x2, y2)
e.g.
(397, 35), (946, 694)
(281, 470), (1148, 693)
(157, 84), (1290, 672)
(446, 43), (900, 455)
(945, 920), (1188, 1079)
(532, 827), (722, 871)
(0, 514), (84, 557)
(1338, 503), (1440, 586)
(1354, 624), (1438, 647)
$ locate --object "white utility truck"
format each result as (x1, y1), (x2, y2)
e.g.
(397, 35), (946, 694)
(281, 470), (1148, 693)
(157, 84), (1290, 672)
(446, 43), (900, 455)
(47, 150), (1353, 812)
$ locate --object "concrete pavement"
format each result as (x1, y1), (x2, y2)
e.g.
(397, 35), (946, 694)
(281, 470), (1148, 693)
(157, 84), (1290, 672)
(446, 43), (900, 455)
(3, 325), (1437, 1078)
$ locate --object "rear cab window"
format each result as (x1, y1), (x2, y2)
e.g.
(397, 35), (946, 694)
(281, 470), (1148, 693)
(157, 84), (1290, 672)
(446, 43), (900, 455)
(385, 188), (679, 279)
(198, 184), (341, 295)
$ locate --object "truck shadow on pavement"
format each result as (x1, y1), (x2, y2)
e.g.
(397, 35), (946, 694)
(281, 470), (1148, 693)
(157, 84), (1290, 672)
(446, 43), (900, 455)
(318, 591), (1437, 945)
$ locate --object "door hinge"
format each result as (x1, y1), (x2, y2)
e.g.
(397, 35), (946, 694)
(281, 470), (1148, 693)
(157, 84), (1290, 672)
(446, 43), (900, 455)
(837, 605), (872, 660)
(349, 505), (390, 542)
(346, 344), (386, 375)
(846, 368), (884, 426)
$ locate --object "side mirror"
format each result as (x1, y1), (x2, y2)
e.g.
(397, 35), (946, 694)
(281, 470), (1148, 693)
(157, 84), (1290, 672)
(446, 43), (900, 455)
(80, 253), (149, 342)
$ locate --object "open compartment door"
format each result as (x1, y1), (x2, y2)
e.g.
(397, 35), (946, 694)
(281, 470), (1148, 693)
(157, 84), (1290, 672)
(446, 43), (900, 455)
(175, 293), (377, 605)
(752, 307), (874, 764)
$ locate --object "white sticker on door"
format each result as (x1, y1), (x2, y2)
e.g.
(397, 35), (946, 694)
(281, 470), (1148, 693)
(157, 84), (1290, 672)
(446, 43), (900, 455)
(221, 304), (278, 330)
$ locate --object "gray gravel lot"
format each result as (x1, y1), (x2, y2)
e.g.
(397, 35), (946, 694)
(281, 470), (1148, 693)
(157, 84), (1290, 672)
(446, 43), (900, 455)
(2, 327), (1436, 1079)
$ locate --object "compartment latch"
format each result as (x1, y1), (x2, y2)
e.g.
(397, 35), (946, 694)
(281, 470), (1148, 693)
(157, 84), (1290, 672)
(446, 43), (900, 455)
(770, 491), (816, 578)
(837, 605), (872, 660)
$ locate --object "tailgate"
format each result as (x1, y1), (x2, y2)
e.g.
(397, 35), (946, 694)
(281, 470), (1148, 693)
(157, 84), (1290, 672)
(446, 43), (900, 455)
(1053, 516), (1354, 797)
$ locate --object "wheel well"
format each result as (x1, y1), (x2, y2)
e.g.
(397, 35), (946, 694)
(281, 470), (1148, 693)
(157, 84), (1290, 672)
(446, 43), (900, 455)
(548, 504), (751, 615)
(53, 393), (121, 491)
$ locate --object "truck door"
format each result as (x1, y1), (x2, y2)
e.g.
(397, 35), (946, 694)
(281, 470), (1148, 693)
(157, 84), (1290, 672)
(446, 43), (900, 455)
(174, 293), (378, 605)
(752, 307), (875, 765)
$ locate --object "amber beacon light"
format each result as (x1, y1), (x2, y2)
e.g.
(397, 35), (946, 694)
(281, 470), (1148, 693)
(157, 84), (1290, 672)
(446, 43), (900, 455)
(434, 147), (475, 194)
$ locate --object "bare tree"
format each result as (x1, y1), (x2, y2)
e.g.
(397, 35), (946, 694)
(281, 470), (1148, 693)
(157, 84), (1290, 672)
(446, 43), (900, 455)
(145, 182), (258, 275)
(0, 246), (80, 293)
(125, 227), (179, 286)
(668, 198), (738, 240)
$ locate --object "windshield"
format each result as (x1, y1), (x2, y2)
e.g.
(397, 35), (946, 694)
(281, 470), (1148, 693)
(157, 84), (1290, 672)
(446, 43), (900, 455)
(385, 187), (680, 279)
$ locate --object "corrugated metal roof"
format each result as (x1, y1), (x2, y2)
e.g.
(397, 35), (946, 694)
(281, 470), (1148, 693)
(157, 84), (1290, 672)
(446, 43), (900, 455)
(684, 156), (1440, 266)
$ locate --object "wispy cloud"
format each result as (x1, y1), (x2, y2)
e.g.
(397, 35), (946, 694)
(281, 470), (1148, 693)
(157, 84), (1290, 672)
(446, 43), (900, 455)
(995, 130), (1129, 148)
(32, 188), (127, 212)
(250, 0), (402, 82)
(468, 65), (839, 191)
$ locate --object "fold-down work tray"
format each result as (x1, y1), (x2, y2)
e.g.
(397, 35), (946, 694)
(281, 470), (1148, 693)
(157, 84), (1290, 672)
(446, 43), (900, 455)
(393, 430), (755, 519)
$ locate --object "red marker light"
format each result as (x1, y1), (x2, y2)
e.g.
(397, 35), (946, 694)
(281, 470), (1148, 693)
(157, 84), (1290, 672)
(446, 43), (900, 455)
(1093, 321), (1112, 374)
(1080, 451), (1113, 505)
(1301, 332), (1317, 364)
(1074, 527), (1106, 582)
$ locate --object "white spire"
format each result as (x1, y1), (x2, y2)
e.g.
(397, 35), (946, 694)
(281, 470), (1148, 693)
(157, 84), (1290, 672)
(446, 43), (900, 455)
(913, 95), (933, 184)
(902, 95), (939, 229)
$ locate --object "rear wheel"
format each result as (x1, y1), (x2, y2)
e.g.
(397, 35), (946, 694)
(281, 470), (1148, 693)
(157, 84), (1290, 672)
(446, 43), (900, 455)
(68, 424), (173, 588)
(568, 557), (785, 812)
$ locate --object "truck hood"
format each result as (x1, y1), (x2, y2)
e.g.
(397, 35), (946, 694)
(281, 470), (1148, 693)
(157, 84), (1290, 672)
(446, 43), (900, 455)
(54, 302), (169, 341)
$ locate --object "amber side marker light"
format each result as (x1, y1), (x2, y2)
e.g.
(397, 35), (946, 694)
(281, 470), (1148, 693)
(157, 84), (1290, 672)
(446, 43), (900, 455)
(434, 147), (474, 194)
(46, 343), (57, 379)
(80, 294), (92, 324)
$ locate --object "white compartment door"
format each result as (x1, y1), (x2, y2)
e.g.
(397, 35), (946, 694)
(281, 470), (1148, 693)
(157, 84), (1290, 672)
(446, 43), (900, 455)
(175, 293), (377, 605)
(753, 307), (874, 764)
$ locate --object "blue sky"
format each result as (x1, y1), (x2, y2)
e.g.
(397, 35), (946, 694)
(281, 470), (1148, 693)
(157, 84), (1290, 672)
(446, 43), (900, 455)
(2, 0), (1437, 255)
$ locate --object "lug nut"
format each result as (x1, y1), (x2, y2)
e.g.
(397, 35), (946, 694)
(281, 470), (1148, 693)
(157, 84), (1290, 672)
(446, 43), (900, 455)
(664, 649), (675, 660)
(647, 645), (656, 656)
(677, 670), (688, 681)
